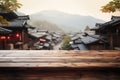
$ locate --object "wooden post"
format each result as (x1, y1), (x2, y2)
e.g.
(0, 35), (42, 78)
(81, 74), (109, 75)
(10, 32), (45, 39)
(21, 30), (24, 50)
(110, 33), (113, 50)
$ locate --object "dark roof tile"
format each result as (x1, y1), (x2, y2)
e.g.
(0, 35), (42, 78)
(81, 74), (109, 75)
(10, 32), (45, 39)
(111, 16), (120, 20)
(77, 44), (88, 50)
(0, 12), (18, 21)
(0, 27), (12, 34)
(29, 32), (47, 38)
(17, 15), (30, 20)
(1, 20), (26, 27)
(81, 36), (99, 44)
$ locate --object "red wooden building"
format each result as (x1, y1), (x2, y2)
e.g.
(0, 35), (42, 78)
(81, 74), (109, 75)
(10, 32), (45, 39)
(0, 12), (30, 50)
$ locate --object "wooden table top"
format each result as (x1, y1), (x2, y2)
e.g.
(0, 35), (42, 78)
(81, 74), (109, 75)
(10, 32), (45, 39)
(0, 50), (120, 69)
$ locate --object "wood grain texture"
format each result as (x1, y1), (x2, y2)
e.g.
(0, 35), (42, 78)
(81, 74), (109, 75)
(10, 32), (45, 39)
(0, 50), (119, 69)
(0, 50), (120, 80)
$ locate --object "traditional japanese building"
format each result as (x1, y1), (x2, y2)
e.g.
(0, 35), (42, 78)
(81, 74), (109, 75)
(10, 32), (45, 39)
(70, 33), (108, 50)
(0, 12), (18, 21)
(28, 30), (53, 50)
(0, 12), (30, 50)
(91, 23), (103, 35)
(81, 35), (108, 50)
(0, 27), (12, 49)
(92, 16), (120, 50)
(91, 16), (120, 50)
(99, 16), (120, 49)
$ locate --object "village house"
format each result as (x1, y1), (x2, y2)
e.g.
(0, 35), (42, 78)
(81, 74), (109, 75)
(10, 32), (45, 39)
(28, 29), (53, 50)
(99, 16), (120, 50)
(91, 16), (120, 50)
(70, 33), (108, 50)
(0, 12), (30, 50)
(0, 27), (12, 49)
(51, 32), (62, 44)
(91, 23), (103, 35)
(28, 29), (63, 50)
(69, 33), (86, 50)
(81, 35), (108, 50)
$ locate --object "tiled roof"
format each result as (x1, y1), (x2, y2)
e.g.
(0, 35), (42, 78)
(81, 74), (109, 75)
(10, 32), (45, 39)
(16, 15), (30, 20)
(81, 36), (99, 44)
(9, 20), (26, 27)
(111, 16), (120, 20)
(71, 44), (78, 48)
(0, 27), (12, 34)
(29, 32), (47, 38)
(91, 16), (120, 31)
(71, 43), (88, 50)
(0, 12), (18, 21)
(1, 20), (26, 28)
(77, 44), (88, 50)
(52, 34), (61, 38)
(45, 35), (52, 40)
(91, 23), (103, 30)
(74, 39), (82, 44)
(37, 30), (48, 33)
(81, 34), (108, 44)
(100, 19), (120, 30)
(71, 36), (80, 41)
(96, 16), (120, 31)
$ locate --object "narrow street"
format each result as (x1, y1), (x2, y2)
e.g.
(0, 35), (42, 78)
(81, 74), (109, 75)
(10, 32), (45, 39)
(53, 41), (63, 50)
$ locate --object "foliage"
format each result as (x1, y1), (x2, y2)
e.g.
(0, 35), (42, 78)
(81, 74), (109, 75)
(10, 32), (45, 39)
(0, 16), (9, 25)
(0, 0), (22, 12)
(62, 35), (71, 50)
(0, 0), (22, 25)
(101, 0), (120, 13)
(84, 25), (90, 31)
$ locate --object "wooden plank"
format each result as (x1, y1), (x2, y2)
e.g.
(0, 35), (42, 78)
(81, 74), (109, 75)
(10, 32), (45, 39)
(0, 50), (119, 69)
(0, 63), (120, 68)
(0, 57), (119, 63)
(0, 50), (120, 80)
(0, 50), (120, 57)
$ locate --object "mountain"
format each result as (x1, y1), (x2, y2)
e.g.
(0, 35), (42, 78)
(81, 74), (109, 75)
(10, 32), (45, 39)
(28, 20), (64, 32)
(30, 10), (105, 32)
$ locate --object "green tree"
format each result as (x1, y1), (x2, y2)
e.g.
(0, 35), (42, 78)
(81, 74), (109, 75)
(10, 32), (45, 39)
(84, 25), (90, 31)
(0, 0), (22, 12)
(0, 16), (9, 25)
(62, 35), (71, 50)
(101, 0), (120, 13)
(0, 0), (22, 25)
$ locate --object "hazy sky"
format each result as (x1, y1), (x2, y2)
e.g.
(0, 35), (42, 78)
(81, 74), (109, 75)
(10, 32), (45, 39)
(18, 0), (114, 21)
